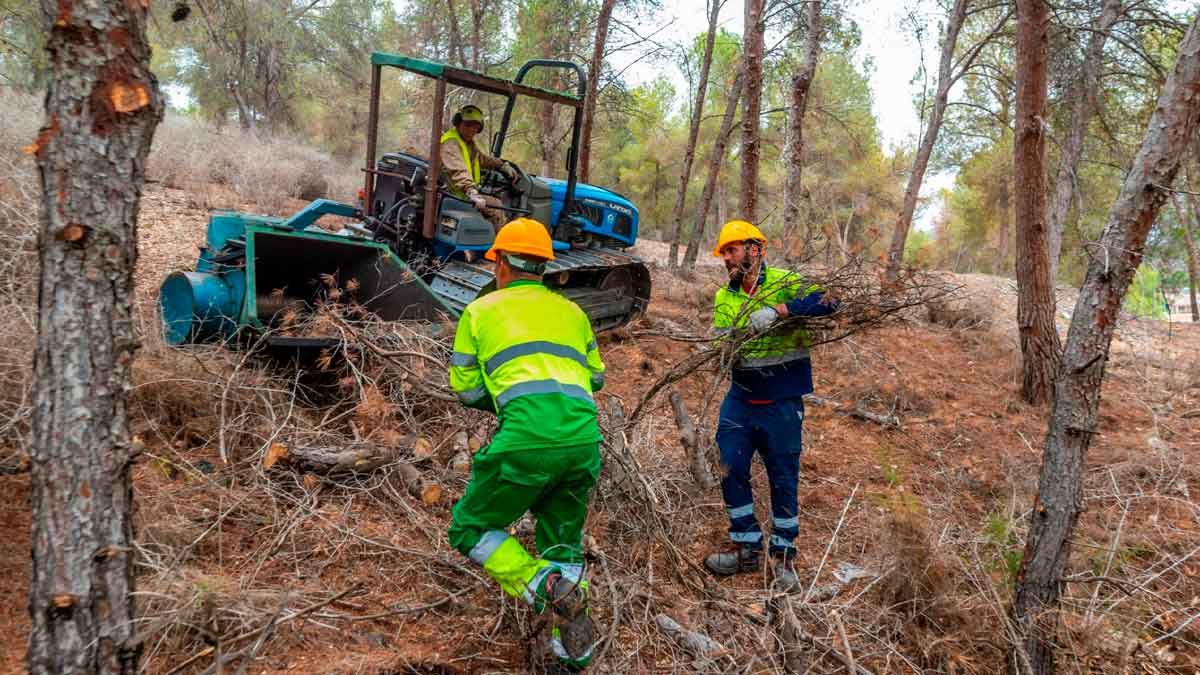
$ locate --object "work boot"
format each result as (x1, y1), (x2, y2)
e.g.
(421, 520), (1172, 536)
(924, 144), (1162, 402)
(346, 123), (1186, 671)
(704, 545), (762, 576)
(771, 553), (801, 594)
(541, 571), (595, 669)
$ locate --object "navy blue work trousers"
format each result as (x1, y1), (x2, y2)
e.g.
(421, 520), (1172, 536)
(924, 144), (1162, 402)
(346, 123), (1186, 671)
(715, 395), (804, 557)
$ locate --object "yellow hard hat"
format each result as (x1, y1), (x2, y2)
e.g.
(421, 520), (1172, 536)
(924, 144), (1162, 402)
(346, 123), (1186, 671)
(713, 220), (767, 257)
(455, 104), (484, 126)
(486, 217), (555, 262)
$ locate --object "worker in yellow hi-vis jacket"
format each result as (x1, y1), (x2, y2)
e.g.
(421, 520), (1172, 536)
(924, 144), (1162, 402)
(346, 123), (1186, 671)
(440, 104), (515, 228)
(447, 217), (604, 671)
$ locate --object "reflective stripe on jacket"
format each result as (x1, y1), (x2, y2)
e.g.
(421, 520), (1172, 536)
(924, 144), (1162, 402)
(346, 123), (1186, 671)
(713, 265), (821, 369)
(449, 280), (605, 452)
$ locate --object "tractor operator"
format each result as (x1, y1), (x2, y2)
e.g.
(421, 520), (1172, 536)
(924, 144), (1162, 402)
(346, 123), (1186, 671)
(447, 217), (604, 671)
(703, 220), (838, 593)
(441, 104), (516, 228)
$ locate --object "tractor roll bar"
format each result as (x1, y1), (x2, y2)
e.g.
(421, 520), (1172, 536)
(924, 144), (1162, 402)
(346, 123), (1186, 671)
(493, 60), (588, 224)
(362, 52), (586, 238)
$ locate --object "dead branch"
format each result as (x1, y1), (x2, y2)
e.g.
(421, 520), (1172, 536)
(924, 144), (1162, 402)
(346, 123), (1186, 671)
(669, 389), (714, 488)
(767, 597), (875, 675)
(804, 394), (900, 428)
(602, 397), (637, 499)
(395, 460), (443, 505)
(166, 587), (359, 675)
(654, 613), (727, 657)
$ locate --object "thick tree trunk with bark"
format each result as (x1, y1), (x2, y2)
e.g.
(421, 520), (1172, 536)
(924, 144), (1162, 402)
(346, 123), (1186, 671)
(580, 0), (617, 185)
(884, 0), (968, 283)
(1047, 0), (1121, 282)
(739, 0), (765, 221)
(1008, 16), (1200, 674)
(782, 0), (823, 237)
(683, 68), (746, 269)
(1014, 0), (1061, 405)
(28, 0), (162, 671)
(667, 0), (721, 268)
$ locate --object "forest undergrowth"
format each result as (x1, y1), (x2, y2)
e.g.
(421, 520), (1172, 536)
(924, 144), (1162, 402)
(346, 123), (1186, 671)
(0, 90), (1197, 674)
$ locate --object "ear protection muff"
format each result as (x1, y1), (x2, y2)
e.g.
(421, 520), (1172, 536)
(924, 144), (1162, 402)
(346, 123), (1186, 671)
(503, 253), (547, 276)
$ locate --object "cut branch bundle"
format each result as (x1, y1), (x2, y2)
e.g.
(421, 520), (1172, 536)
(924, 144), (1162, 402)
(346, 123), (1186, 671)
(265, 440), (441, 504)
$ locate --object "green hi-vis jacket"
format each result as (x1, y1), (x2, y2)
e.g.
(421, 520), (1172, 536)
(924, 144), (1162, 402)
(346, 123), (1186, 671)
(450, 280), (605, 452)
(713, 265), (821, 368)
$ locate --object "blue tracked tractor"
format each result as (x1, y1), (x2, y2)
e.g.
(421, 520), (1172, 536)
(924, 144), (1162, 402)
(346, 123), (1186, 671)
(160, 52), (651, 350)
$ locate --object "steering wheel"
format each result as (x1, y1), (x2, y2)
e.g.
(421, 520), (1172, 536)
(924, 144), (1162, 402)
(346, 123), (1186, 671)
(481, 160), (525, 193)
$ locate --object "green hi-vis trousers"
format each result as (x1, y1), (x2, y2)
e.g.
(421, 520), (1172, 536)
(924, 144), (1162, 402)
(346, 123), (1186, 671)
(448, 442), (601, 605)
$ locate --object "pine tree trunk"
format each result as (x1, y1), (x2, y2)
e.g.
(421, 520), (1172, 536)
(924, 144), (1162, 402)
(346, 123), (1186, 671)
(540, 97), (557, 177)
(739, 0), (765, 222)
(995, 172), (1012, 274)
(469, 0), (484, 71)
(1047, 0), (1121, 283)
(1183, 161), (1200, 321)
(884, 0), (968, 284)
(28, 0), (162, 671)
(445, 0), (468, 66)
(782, 0), (823, 240)
(580, 0), (617, 186)
(1008, 15), (1200, 674)
(667, 0), (721, 268)
(1014, 0), (1061, 406)
(683, 68), (746, 269)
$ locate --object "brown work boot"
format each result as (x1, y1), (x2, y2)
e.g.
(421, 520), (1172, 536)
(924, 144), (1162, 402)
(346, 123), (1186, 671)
(704, 545), (762, 576)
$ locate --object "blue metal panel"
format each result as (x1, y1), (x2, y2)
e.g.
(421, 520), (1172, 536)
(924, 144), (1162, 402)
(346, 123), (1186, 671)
(542, 178), (639, 247)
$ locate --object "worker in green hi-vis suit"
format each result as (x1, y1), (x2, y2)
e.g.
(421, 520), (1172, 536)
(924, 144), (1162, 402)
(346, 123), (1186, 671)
(447, 217), (604, 672)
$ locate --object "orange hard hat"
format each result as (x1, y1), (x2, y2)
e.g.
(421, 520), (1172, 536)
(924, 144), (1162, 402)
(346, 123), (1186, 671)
(713, 220), (767, 257)
(486, 217), (555, 262)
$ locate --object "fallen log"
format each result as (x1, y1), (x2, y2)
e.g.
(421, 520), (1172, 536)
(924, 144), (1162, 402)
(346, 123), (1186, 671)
(271, 441), (441, 504)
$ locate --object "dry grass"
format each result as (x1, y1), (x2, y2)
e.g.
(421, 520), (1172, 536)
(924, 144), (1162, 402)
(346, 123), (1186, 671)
(0, 88), (362, 452)
(147, 113), (360, 216)
(0, 88), (39, 452)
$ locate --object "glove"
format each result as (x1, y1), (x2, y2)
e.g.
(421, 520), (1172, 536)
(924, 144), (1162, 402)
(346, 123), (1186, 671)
(468, 190), (487, 211)
(499, 163), (516, 180)
(748, 307), (779, 332)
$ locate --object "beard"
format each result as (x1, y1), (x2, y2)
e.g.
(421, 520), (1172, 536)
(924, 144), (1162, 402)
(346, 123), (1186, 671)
(725, 254), (758, 286)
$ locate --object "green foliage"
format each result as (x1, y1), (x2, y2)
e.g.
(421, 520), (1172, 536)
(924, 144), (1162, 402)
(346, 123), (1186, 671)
(984, 510), (1023, 583)
(904, 229), (933, 267)
(1123, 265), (1167, 319)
